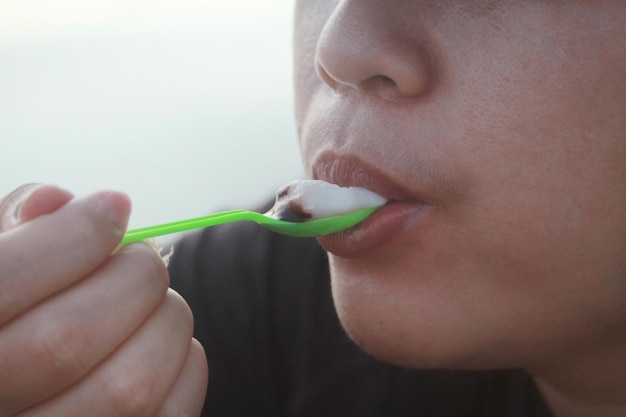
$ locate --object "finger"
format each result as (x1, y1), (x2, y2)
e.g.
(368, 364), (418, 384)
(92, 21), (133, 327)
(0, 184), (74, 232)
(0, 190), (131, 326)
(0, 243), (169, 417)
(17, 184), (75, 225)
(18, 290), (195, 417)
(157, 338), (209, 417)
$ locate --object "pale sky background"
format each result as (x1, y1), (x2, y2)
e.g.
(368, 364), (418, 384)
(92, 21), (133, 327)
(0, 0), (303, 241)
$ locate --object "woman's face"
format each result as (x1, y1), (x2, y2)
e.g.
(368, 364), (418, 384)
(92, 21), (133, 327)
(293, 0), (626, 371)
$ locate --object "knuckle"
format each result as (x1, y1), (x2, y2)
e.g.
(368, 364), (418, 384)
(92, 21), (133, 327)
(165, 290), (194, 333)
(101, 367), (156, 417)
(32, 317), (90, 377)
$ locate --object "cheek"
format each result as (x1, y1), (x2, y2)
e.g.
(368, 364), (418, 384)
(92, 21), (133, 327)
(293, 1), (330, 133)
(441, 3), (626, 284)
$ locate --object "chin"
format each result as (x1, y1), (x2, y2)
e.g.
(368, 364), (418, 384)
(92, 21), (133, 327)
(327, 255), (528, 371)
(332, 295), (511, 371)
(330, 265), (453, 369)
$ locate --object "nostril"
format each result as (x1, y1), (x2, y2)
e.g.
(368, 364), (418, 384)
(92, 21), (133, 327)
(315, 36), (433, 99)
(358, 75), (397, 93)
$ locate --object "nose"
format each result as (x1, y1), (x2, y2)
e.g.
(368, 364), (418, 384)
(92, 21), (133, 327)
(315, 0), (433, 100)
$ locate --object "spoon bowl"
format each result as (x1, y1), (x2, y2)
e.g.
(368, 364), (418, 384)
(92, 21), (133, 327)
(120, 206), (378, 245)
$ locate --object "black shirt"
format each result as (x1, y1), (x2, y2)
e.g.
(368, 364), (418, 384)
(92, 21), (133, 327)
(168, 211), (553, 417)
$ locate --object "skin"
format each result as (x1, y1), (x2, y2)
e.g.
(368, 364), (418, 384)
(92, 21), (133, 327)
(294, 1), (626, 416)
(1, 1), (624, 416)
(0, 184), (208, 417)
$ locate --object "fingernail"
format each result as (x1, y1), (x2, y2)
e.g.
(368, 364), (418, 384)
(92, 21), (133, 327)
(2, 183), (42, 224)
(12, 201), (24, 223)
(98, 191), (132, 231)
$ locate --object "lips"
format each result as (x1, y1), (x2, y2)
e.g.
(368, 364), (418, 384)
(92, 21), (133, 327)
(312, 153), (422, 201)
(312, 152), (432, 258)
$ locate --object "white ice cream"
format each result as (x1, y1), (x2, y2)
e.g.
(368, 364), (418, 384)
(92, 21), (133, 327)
(267, 180), (388, 221)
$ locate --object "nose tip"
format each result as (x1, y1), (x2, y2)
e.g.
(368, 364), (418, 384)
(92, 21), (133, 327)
(314, 6), (433, 100)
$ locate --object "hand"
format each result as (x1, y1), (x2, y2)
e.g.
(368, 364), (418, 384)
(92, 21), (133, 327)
(0, 184), (208, 417)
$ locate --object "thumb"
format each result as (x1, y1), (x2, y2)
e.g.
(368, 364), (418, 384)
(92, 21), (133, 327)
(0, 184), (75, 232)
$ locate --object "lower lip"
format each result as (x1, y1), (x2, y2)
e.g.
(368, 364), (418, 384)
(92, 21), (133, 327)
(317, 200), (430, 258)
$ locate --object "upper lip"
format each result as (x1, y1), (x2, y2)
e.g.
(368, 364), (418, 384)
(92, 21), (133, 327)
(311, 152), (427, 203)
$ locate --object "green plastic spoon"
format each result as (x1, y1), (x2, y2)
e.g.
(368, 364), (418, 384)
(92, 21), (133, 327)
(120, 206), (378, 245)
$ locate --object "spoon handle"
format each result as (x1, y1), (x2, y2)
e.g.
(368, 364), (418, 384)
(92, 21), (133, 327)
(120, 209), (252, 245)
(121, 206), (378, 244)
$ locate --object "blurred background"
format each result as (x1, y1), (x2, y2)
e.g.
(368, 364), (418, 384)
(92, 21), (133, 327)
(0, 0), (302, 241)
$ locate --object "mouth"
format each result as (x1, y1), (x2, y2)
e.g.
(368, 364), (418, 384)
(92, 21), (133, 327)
(312, 153), (432, 258)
